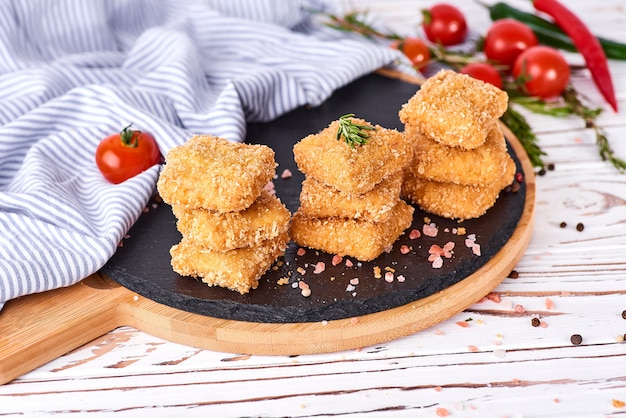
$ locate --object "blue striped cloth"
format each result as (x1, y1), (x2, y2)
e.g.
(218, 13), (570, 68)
(0, 0), (405, 310)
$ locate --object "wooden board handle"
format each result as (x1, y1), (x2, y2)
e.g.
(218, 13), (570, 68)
(0, 275), (131, 384)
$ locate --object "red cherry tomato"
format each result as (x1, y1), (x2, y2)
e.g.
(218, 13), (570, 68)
(513, 46), (570, 99)
(95, 124), (162, 184)
(483, 19), (538, 66)
(421, 3), (468, 46)
(460, 62), (503, 89)
(391, 37), (431, 70)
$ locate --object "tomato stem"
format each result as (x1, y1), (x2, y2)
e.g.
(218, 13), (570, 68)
(120, 124), (140, 148)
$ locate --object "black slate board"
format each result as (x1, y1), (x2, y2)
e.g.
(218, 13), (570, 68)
(102, 73), (526, 323)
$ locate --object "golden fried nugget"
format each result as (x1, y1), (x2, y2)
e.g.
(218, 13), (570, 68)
(289, 200), (414, 261)
(157, 135), (276, 212)
(172, 190), (291, 251)
(170, 232), (289, 294)
(406, 124), (511, 186)
(293, 118), (413, 194)
(402, 156), (515, 220)
(298, 171), (403, 222)
(399, 70), (508, 150)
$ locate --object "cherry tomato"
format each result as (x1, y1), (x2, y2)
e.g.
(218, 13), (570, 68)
(95, 124), (162, 184)
(391, 37), (431, 70)
(421, 3), (468, 46)
(460, 62), (503, 89)
(483, 19), (538, 66)
(513, 45), (570, 99)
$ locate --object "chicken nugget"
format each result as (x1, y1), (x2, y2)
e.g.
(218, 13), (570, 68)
(399, 70), (508, 150)
(402, 156), (515, 220)
(298, 171), (403, 222)
(170, 232), (289, 294)
(293, 118), (413, 194)
(158, 135), (276, 212)
(172, 190), (291, 251)
(406, 124), (511, 186)
(289, 200), (414, 261)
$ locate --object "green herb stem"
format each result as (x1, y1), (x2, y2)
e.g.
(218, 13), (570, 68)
(337, 113), (375, 148)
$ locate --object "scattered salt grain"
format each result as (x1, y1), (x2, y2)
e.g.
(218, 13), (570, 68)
(384, 272), (394, 283)
(493, 349), (506, 358)
(346, 284), (356, 292)
(432, 256), (443, 269)
(301, 288), (311, 297)
(397, 275), (406, 283)
(373, 266), (382, 279)
(350, 278), (359, 285)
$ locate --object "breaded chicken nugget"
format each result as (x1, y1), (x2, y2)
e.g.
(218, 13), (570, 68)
(293, 118), (413, 194)
(402, 156), (515, 220)
(298, 171), (403, 222)
(406, 124), (511, 186)
(289, 200), (414, 261)
(158, 135), (276, 212)
(399, 70), (508, 150)
(172, 190), (291, 251)
(170, 232), (289, 294)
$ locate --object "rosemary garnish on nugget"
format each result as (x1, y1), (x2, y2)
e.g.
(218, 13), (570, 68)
(337, 113), (375, 148)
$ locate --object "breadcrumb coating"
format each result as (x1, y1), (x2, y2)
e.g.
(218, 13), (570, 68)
(402, 156), (515, 220)
(170, 232), (289, 294)
(172, 190), (291, 251)
(406, 124), (511, 186)
(399, 70), (508, 150)
(298, 171), (403, 222)
(289, 200), (414, 261)
(293, 118), (413, 194)
(157, 135), (276, 212)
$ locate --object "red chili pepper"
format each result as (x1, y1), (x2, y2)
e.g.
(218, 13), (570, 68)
(533, 0), (618, 112)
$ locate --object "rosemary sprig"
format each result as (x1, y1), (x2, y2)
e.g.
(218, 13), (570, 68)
(337, 113), (375, 148)
(561, 87), (626, 172)
(500, 107), (547, 169)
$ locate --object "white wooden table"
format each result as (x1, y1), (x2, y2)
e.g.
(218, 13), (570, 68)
(2, 1), (626, 416)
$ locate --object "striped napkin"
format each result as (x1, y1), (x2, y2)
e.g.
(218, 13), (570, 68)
(0, 0), (405, 310)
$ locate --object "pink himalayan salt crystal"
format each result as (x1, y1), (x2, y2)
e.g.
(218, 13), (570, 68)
(332, 254), (343, 266)
(384, 271), (394, 282)
(263, 181), (276, 195)
(514, 304), (525, 313)
(345, 259), (354, 267)
(296, 247), (306, 256)
(280, 169), (292, 179)
(409, 229), (421, 239)
(423, 223), (439, 237)
(313, 262), (325, 274)
(350, 278), (359, 285)
(431, 256), (443, 269)
(400, 245), (410, 254)
(545, 298), (555, 309)
(468, 345), (479, 352)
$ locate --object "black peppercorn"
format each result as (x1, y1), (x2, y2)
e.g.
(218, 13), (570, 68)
(559, 221), (567, 228)
(576, 223), (584, 231)
(508, 270), (519, 279)
(621, 310), (626, 319)
(531, 318), (541, 327)
(547, 163), (555, 171)
(570, 334), (583, 345)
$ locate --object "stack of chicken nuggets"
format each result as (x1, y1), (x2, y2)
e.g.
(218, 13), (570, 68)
(289, 117), (414, 261)
(157, 135), (290, 294)
(399, 70), (516, 220)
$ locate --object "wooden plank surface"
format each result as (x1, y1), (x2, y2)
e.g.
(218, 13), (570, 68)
(1, 0), (626, 417)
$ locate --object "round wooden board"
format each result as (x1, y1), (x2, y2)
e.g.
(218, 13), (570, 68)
(0, 73), (535, 384)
